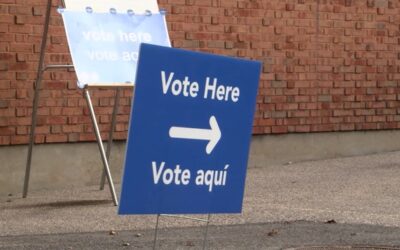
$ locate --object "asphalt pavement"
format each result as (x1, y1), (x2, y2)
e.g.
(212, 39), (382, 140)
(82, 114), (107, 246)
(1, 151), (400, 249)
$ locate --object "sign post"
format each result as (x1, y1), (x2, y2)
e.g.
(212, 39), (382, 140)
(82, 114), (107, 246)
(119, 44), (261, 214)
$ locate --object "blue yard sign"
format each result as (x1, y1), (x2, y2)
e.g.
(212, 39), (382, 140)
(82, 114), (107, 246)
(61, 10), (170, 88)
(119, 44), (261, 214)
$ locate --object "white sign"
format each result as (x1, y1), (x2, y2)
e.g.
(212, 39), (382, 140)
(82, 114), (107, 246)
(61, 10), (170, 88)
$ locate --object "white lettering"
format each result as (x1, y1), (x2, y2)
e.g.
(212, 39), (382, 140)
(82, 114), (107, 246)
(152, 161), (165, 184)
(152, 162), (229, 191)
(82, 30), (114, 42)
(162, 168), (174, 184)
(171, 79), (183, 95)
(181, 169), (191, 185)
(203, 77), (216, 100)
(203, 77), (240, 103)
(161, 71), (174, 94)
(160, 71), (199, 97)
(195, 164), (230, 192)
(231, 87), (240, 102)
(151, 161), (191, 186)
(87, 50), (118, 61)
(122, 51), (139, 61)
(118, 31), (152, 43)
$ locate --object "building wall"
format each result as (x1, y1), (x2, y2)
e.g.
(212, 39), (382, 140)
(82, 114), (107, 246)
(0, 0), (399, 145)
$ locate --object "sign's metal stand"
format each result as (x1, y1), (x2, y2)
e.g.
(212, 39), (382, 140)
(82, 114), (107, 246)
(152, 214), (212, 250)
(83, 88), (119, 204)
(100, 87), (121, 190)
(22, 0), (126, 206)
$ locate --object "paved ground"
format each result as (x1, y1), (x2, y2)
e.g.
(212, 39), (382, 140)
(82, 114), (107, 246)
(1, 151), (400, 248)
(2, 222), (400, 249)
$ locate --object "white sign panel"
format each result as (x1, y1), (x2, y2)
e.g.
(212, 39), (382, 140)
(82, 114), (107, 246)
(61, 10), (171, 88)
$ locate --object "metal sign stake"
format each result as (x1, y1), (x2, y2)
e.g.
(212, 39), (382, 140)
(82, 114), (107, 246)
(202, 214), (212, 250)
(84, 88), (118, 206)
(23, 0), (53, 198)
(152, 214), (161, 250)
(151, 214), (212, 250)
(100, 87), (122, 190)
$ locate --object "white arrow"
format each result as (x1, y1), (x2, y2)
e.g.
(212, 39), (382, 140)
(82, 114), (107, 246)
(169, 116), (221, 154)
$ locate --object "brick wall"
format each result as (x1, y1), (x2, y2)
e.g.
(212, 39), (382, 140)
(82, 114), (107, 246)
(0, 0), (399, 145)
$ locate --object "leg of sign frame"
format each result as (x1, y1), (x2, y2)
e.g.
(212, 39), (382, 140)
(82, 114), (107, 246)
(22, 0), (53, 198)
(151, 214), (211, 249)
(153, 214), (161, 250)
(202, 214), (212, 250)
(84, 88), (118, 206)
(99, 87), (121, 190)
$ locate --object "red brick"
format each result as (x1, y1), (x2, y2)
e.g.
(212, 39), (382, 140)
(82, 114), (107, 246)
(0, 136), (10, 144)
(79, 133), (96, 142)
(16, 89), (28, 99)
(0, 1), (400, 145)
(45, 134), (67, 143)
(36, 126), (50, 134)
(62, 125), (82, 133)
(0, 62), (8, 71)
(10, 135), (29, 145)
(47, 116), (67, 125)
(32, 6), (43, 16)
(68, 133), (79, 142)
(0, 126), (14, 135)
(271, 126), (288, 134)
(16, 126), (28, 135)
